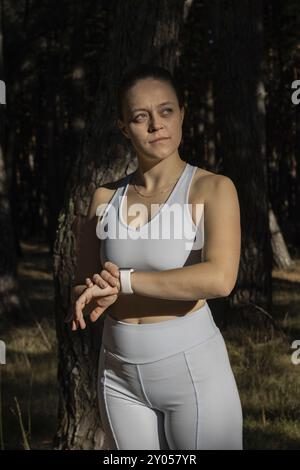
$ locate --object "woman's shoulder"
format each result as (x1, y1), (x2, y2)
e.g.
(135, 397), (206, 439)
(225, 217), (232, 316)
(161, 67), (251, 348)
(194, 165), (235, 184)
(192, 166), (237, 203)
(88, 173), (131, 219)
(194, 165), (221, 179)
(94, 173), (130, 200)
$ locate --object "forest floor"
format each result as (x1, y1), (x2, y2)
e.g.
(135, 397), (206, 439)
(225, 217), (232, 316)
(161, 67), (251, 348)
(1, 240), (300, 450)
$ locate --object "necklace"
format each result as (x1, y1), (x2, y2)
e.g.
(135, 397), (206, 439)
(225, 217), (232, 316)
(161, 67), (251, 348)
(132, 176), (180, 198)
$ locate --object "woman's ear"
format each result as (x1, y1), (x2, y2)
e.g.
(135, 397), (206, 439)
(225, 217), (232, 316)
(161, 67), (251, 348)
(117, 118), (130, 140)
(180, 106), (185, 124)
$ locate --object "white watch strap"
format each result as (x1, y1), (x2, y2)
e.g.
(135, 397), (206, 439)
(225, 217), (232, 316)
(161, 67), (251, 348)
(119, 268), (135, 294)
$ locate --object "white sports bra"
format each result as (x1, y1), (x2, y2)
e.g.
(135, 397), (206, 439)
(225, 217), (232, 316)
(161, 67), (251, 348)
(96, 162), (204, 271)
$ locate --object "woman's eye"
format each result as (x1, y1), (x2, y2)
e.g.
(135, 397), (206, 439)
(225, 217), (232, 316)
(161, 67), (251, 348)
(133, 108), (173, 122)
(133, 113), (147, 121)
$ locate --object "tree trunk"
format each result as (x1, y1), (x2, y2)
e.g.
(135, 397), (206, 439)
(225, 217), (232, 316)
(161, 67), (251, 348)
(53, 0), (185, 450)
(0, 0), (27, 323)
(212, 0), (273, 311)
(269, 206), (293, 269)
(69, 0), (86, 171)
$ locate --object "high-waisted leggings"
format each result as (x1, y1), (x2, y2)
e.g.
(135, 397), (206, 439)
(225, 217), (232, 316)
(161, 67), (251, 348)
(97, 301), (243, 450)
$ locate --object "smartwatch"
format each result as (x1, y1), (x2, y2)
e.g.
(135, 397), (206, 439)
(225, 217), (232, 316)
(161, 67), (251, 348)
(119, 268), (135, 294)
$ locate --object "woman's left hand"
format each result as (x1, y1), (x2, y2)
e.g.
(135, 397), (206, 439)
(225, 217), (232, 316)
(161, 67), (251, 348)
(91, 261), (120, 291)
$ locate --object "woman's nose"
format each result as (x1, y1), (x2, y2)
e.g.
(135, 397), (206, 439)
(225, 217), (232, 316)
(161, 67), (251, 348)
(149, 115), (163, 131)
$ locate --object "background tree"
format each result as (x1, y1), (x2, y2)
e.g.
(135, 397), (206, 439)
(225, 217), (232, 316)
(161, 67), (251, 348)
(52, 0), (186, 450)
(212, 0), (272, 311)
(0, 0), (28, 323)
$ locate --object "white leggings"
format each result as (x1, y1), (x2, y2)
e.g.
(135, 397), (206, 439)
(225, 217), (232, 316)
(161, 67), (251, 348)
(97, 301), (243, 450)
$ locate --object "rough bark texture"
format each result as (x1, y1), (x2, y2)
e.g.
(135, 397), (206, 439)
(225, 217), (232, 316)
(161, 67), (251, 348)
(269, 206), (293, 269)
(0, 0), (26, 324)
(212, 0), (273, 310)
(52, 0), (185, 450)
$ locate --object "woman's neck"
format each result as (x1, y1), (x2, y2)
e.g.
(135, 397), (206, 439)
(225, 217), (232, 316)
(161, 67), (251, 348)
(132, 157), (186, 192)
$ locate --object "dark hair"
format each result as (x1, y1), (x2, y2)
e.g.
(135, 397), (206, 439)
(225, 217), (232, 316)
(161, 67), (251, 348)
(116, 63), (184, 121)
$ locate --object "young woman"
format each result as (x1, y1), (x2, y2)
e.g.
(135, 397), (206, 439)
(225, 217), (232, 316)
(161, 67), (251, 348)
(68, 64), (243, 450)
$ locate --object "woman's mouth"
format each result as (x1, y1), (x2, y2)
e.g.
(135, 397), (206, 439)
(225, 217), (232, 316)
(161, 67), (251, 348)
(149, 137), (170, 144)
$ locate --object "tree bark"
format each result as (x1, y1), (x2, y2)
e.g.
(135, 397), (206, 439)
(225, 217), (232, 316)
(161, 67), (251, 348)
(212, 0), (273, 310)
(53, 0), (185, 450)
(269, 206), (293, 269)
(0, 0), (27, 324)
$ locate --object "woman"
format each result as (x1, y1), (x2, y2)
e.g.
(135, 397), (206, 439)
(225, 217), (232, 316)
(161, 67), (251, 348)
(68, 64), (243, 450)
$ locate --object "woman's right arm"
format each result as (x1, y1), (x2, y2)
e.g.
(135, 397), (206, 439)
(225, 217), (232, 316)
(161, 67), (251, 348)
(69, 188), (108, 317)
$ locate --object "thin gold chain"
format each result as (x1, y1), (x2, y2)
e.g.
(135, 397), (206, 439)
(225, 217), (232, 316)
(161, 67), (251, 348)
(132, 179), (180, 198)
(131, 172), (183, 198)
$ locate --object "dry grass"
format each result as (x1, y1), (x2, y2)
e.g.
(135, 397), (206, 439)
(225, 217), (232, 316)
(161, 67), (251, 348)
(0, 241), (300, 449)
(0, 241), (58, 450)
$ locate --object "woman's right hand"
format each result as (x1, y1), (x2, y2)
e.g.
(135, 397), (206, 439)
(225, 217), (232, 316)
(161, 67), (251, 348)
(84, 277), (118, 322)
(65, 278), (119, 330)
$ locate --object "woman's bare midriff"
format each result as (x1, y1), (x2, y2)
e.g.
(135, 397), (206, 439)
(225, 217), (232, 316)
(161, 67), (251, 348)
(99, 165), (212, 325)
(107, 296), (207, 324)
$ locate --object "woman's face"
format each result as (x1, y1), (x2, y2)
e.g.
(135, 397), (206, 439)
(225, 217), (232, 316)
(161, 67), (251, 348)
(117, 78), (184, 160)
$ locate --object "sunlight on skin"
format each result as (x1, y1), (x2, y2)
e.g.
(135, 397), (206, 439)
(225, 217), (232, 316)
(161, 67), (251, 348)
(71, 261), (121, 331)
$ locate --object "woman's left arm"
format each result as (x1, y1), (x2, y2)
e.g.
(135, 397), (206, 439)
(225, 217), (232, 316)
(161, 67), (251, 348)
(116, 175), (241, 301)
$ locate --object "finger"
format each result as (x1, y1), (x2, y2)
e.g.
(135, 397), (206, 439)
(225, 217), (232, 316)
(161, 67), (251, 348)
(91, 273), (108, 289)
(90, 306), (105, 323)
(85, 278), (94, 287)
(79, 316), (86, 329)
(71, 320), (77, 331)
(94, 272), (110, 285)
(103, 261), (120, 278)
(99, 270), (118, 287)
(104, 294), (118, 302)
(75, 288), (93, 315)
(87, 283), (117, 297)
(75, 296), (88, 329)
(75, 308), (86, 329)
